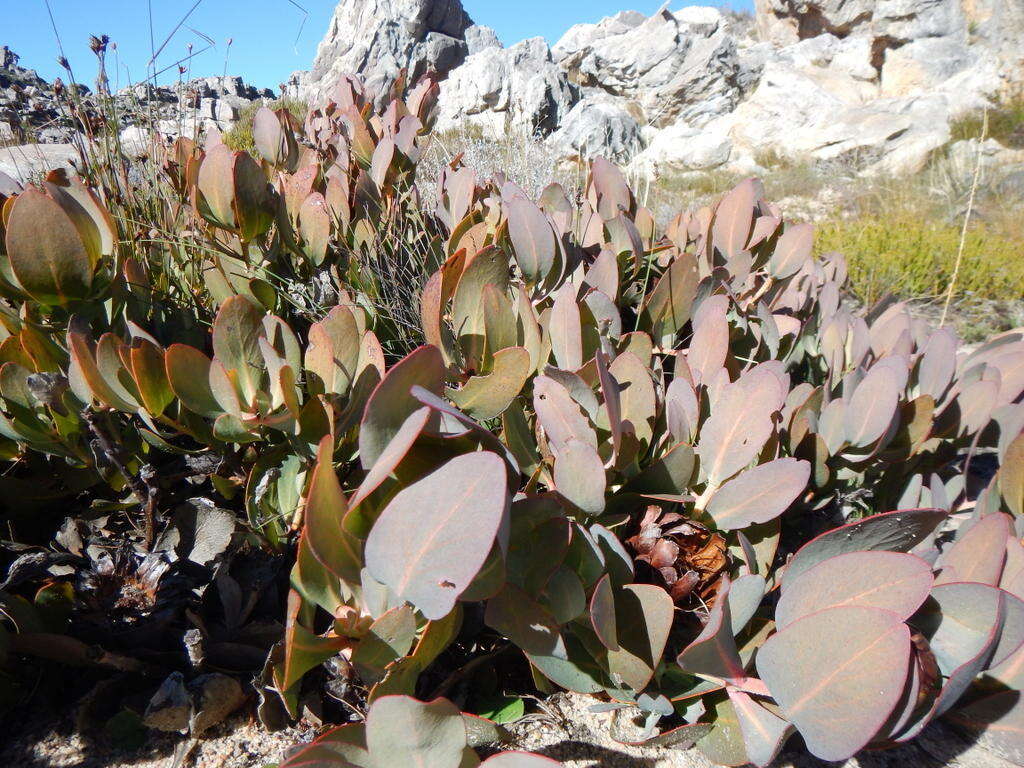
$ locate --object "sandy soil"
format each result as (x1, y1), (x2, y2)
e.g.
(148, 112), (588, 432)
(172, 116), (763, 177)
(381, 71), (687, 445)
(2, 692), (1018, 768)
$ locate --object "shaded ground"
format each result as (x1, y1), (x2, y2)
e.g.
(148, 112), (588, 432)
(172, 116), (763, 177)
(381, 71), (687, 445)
(2, 692), (1018, 768)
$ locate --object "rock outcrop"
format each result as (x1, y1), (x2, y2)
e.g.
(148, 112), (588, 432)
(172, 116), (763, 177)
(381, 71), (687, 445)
(556, 6), (744, 128)
(435, 38), (577, 137)
(288, 0), (1023, 177)
(6, 0), (1023, 183)
(297, 0), (473, 104)
(0, 45), (272, 151)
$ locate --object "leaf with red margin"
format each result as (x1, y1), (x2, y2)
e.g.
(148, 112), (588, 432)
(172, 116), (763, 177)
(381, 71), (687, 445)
(589, 573), (618, 651)
(756, 605), (911, 761)
(727, 688), (792, 767)
(607, 584), (675, 693)
(677, 576), (746, 682)
(365, 452), (509, 620)
(305, 437), (363, 586)
(934, 513), (1011, 586)
(782, 508), (947, 587)
(706, 458), (810, 531)
(358, 345), (444, 470)
(776, 551), (933, 629)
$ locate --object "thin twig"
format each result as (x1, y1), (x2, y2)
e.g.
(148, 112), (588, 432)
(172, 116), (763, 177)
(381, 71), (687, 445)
(82, 409), (159, 548)
(939, 109), (988, 328)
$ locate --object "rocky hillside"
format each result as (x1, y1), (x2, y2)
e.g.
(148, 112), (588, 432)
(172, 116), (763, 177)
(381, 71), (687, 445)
(287, 0), (1024, 176)
(0, 43), (274, 180)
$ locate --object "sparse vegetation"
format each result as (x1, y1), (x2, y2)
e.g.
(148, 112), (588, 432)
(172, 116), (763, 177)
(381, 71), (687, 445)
(951, 93), (1024, 148)
(223, 95), (308, 152)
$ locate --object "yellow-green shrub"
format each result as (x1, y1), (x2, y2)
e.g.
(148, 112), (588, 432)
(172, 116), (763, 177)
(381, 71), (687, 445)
(816, 212), (1024, 306)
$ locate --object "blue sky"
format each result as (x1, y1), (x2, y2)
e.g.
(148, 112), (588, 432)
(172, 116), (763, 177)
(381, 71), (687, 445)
(6, 0), (752, 90)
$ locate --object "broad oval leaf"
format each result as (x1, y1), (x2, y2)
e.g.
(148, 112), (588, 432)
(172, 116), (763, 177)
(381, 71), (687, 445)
(589, 574), (618, 651)
(507, 197), (556, 285)
(5, 186), (94, 304)
(553, 438), (605, 515)
(696, 371), (779, 485)
(775, 551), (933, 629)
(934, 512), (1010, 587)
(756, 605), (911, 761)
(365, 695), (466, 767)
(783, 508), (946, 587)
(365, 452), (509, 620)
(845, 362), (902, 448)
(768, 222), (813, 279)
(359, 345), (445, 470)
(705, 458), (810, 531)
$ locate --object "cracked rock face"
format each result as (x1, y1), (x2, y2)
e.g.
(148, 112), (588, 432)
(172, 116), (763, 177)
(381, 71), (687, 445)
(555, 6), (744, 129)
(435, 37), (578, 139)
(301, 0), (474, 104)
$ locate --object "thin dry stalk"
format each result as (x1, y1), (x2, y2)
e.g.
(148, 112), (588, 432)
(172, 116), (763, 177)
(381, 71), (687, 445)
(940, 109), (988, 328)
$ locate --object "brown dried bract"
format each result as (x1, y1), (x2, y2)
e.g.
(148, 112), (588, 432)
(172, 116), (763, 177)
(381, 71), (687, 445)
(625, 505), (728, 606)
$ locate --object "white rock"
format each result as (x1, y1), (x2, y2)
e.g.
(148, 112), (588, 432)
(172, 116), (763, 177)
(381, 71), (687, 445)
(301, 0), (473, 104)
(436, 37), (577, 138)
(465, 25), (501, 54)
(632, 117), (734, 172)
(549, 96), (641, 161)
(551, 11), (645, 62)
(0, 143), (79, 184)
(558, 6), (741, 128)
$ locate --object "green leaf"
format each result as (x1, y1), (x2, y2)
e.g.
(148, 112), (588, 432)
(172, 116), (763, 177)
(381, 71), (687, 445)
(4, 187), (94, 304)
(756, 605), (910, 761)
(359, 345), (445, 470)
(365, 452), (509, 620)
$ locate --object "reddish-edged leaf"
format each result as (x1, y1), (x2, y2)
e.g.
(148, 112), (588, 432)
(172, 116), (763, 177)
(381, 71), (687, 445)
(918, 328), (957, 400)
(1000, 434), (1024, 517)
(641, 251), (699, 346)
(306, 437), (363, 586)
(756, 605), (911, 761)
(712, 179), (756, 260)
(359, 345), (444, 469)
(447, 346), (531, 420)
(365, 696), (466, 767)
(507, 197), (556, 285)
(934, 513), (1011, 586)
(687, 295), (728, 386)
(607, 583), (674, 692)
(590, 574), (618, 650)
(727, 688), (792, 767)
(5, 186), (94, 304)
(350, 407), (431, 509)
(768, 222), (812, 279)
(533, 375), (596, 450)
(677, 577), (745, 681)
(485, 582), (564, 656)
(783, 508), (946, 587)
(696, 371), (779, 485)
(365, 452), (509, 620)
(553, 438), (605, 515)
(845, 362), (902, 448)
(776, 551), (932, 629)
(549, 282), (583, 371)
(706, 458), (810, 531)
